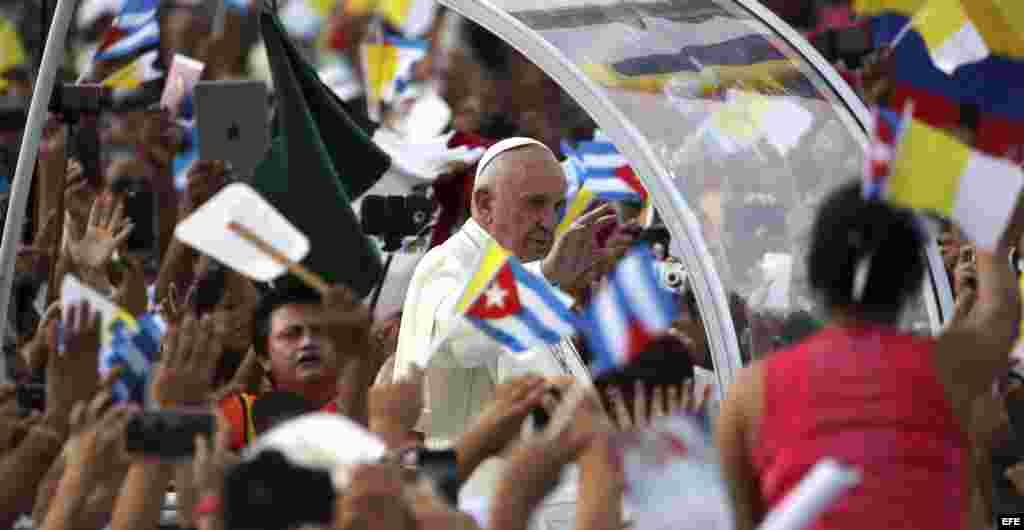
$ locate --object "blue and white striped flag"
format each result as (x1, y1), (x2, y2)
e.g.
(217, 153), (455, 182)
(455, 241), (581, 353)
(582, 245), (678, 376)
(94, 0), (160, 62)
(100, 312), (166, 404)
(576, 140), (647, 204)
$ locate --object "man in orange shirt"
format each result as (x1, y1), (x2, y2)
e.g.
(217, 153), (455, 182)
(221, 282), (384, 450)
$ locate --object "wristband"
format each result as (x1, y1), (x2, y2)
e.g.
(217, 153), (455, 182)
(193, 494), (220, 519)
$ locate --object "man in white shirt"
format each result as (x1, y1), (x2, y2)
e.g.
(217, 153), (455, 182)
(394, 137), (616, 529)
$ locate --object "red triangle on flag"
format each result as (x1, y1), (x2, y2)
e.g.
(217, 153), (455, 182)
(97, 26), (127, 53)
(465, 264), (523, 320)
(615, 166), (648, 202)
(623, 319), (653, 364)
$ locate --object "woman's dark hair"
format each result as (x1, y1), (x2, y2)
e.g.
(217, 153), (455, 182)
(223, 449), (335, 530)
(594, 334), (696, 424)
(252, 281), (323, 359)
(807, 181), (926, 322)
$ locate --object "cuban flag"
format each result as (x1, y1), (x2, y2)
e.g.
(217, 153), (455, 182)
(95, 0), (160, 62)
(582, 245), (678, 375)
(863, 107), (907, 200)
(577, 140), (648, 204)
(863, 106), (910, 200)
(100, 311), (166, 404)
(455, 241), (580, 353)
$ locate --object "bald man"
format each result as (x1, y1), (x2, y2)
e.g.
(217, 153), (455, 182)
(394, 138), (617, 527)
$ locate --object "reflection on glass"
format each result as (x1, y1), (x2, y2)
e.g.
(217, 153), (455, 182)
(502, 0), (932, 362)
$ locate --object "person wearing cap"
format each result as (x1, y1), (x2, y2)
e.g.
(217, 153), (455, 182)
(394, 137), (619, 527)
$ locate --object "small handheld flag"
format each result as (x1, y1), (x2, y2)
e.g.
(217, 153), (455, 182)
(101, 49), (162, 90)
(361, 31), (428, 122)
(582, 245), (678, 376)
(101, 312), (165, 404)
(61, 275), (165, 404)
(576, 140), (648, 204)
(454, 241), (580, 353)
(94, 0), (160, 62)
(887, 116), (1024, 249)
(862, 107), (906, 200)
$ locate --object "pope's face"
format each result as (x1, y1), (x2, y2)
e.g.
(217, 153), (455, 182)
(480, 147), (567, 262)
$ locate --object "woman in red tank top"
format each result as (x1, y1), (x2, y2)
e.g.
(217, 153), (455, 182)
(716, 182), (1024, 530)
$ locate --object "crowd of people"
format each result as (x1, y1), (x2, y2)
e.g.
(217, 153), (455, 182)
(0, 0), (1021, 530)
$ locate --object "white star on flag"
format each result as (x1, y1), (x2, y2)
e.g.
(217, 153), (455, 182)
(484, 284), (508, 308)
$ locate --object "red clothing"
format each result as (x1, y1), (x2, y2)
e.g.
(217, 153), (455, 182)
(223, 393), (339, 451)
(753, 325), (969, 530)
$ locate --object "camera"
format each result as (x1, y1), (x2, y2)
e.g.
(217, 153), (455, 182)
(0, 96), (28, 132)
(49, 84), (106, 116)
(656, 261), (689, 295)
(110, 176), (156, 255)
(16, 383), (46, 415)
(360, 194), (434, 249)
(125, 411), (215, 459)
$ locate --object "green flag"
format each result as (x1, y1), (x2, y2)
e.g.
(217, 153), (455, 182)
(253, 9), (384, 297)
(271, 14), (389, 198)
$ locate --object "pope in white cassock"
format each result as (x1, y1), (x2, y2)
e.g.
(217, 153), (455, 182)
(393, 137), (618, 530)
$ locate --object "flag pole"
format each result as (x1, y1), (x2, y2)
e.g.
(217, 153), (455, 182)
(0, 0), (77, 382)
(226, 221), (331, 296)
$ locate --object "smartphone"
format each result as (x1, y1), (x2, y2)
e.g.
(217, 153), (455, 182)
(16, 383), (46, 415)
(110, 177), (156, 255)
(125, 411), (215, 459)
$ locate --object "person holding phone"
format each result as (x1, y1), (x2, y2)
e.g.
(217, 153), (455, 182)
(717, 182), (1024, 530)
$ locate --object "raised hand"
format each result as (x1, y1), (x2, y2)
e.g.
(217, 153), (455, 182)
(16, 209), (58, 277)
(67, 194), (134, 271)
(112, 255), (149, 317)
(44, 302), (102, 426)
(0, 384), (39, 453)
(65, 391), (136, 485)
(63, 160), (99, 226)
(181, 160), (231, 218)
(542, 204), (618, 292)
(368, 366), (425, 446)
(541, 381), (613, 458)
(21, 302), (62, 373)
(151, 315), (222, 407)
(321, 285), (377, 364)
(193, 413), (240, 497)
(462, 375), (547, 458)
(156, 283), (185, 328)
(139, 107), (183, 167)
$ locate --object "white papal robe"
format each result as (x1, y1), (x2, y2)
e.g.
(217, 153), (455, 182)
(393, 219), (590, 530)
